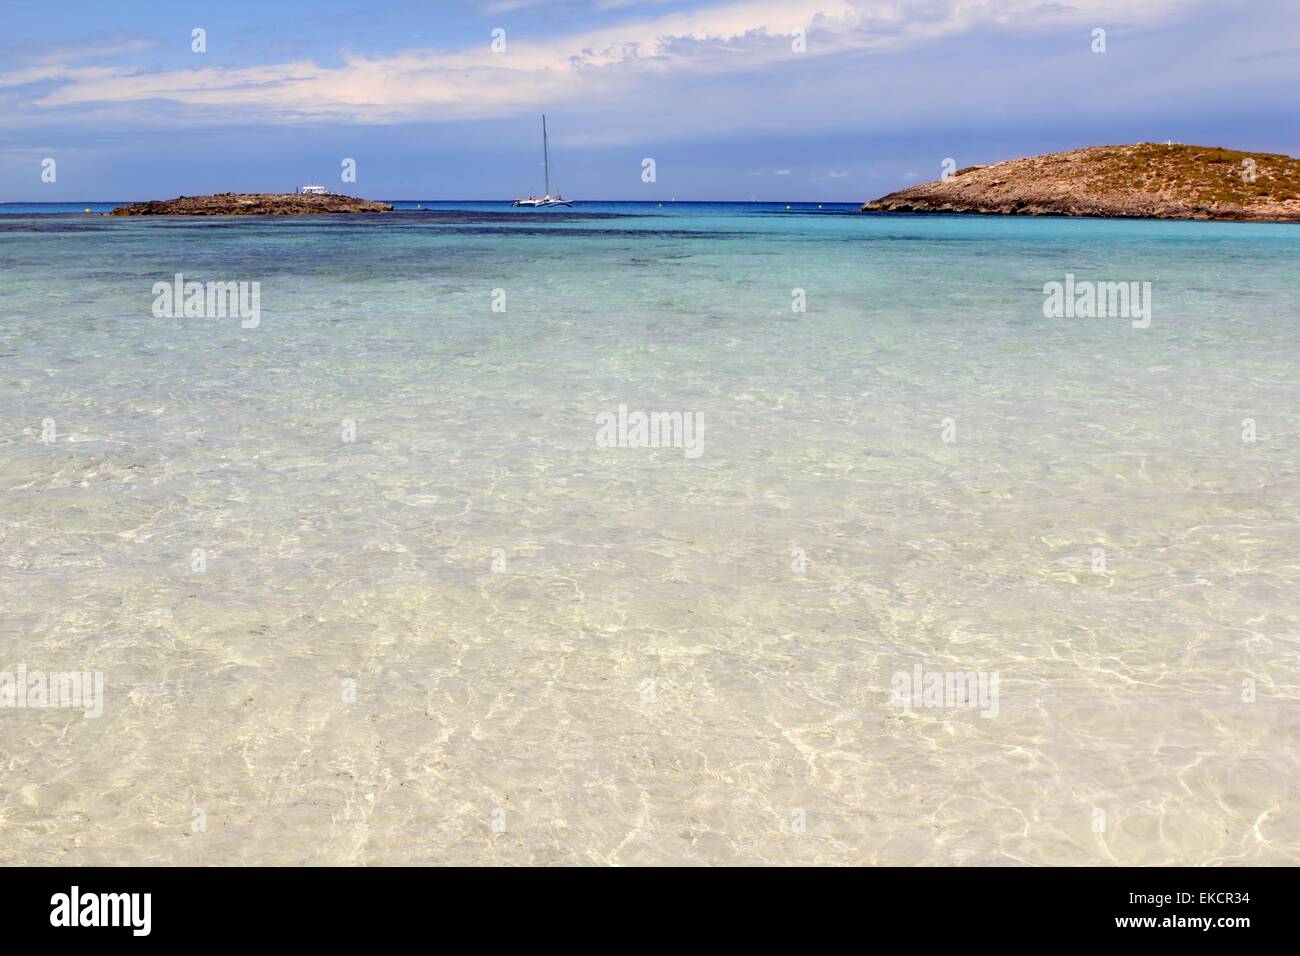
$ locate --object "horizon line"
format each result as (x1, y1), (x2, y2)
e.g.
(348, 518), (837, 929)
(0, 198), (870, 206)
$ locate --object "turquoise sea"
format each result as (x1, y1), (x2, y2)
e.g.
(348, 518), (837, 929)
(1, 202), (1297, 864)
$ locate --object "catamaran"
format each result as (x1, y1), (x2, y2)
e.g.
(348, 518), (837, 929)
(513, 115), (573, 208)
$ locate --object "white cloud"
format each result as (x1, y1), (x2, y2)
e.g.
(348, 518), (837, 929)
(4, 0), (1198, 130)
(12, 34), (159, 67)
(481, 0), (556, 11)
(594, 0), (680, 10)
(0, 65), (135, 89)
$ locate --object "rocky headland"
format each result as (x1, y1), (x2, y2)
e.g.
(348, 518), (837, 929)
(862, 144), (1300, 222)
(111, 193), (394, 216)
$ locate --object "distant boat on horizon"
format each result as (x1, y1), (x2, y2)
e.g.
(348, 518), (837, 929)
(513, 115), (573, 208)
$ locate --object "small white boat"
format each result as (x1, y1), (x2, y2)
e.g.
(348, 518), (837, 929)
(513, 196), (572, 208)
(512, 116), (573, 208)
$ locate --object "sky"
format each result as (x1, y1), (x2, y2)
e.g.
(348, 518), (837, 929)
(1, 0), (1297, 201)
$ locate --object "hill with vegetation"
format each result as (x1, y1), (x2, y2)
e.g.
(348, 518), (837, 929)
(862, 144), (1300, 221)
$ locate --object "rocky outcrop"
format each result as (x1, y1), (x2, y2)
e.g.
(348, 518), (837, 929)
(862, 144), (1300, 222)
(111, 193), (394, 216)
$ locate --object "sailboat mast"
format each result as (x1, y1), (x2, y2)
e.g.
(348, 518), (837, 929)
(542, 114), (550, 197)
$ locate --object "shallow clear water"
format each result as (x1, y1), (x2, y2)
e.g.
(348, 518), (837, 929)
(1, 204), (1297, 865)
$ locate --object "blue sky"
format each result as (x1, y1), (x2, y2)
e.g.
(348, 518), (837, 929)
(2, 0), (1297, 201)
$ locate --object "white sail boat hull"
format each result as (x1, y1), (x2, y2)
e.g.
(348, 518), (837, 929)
(513, 197), (573, 208)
